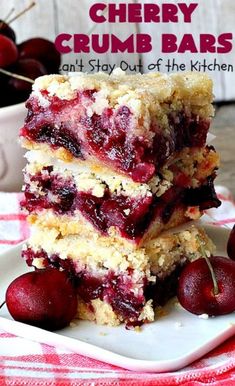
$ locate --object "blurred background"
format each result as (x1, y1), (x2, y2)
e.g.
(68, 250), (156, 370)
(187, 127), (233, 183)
(0, 0), (235, 193)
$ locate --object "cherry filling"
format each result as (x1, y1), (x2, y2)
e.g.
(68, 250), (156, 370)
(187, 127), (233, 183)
(184, 176), (221, 210)
(22, 168), (77, 214)
(22, 247), (182, 326)
(22, 170), (220, 241)
(76, 192), (155, 240)
(20, 91), (210, 183)
(145, 265), (185, 307)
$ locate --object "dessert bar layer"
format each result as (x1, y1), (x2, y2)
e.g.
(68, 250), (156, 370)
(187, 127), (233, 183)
(22, 225), (215, 327)
(20, 70), (214, 183)
(22, 146), (220, 245)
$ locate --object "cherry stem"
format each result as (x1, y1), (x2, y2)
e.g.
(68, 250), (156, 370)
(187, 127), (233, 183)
(2, 8), (15, 25)
(0, 68), (34, 84)
(0, 301), (6, 310)
(198, 237), (219, 296)
(204, 255), (219, 296)
(7, 2), (36, 25)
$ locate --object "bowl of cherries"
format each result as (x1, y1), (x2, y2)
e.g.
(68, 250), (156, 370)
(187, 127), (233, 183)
(0, 4), (61, 191)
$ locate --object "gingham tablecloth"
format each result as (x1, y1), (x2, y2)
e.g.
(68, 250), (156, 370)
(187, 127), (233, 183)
(0, 187), (235, 385)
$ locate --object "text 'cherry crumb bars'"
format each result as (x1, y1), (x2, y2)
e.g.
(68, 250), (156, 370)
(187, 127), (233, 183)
(20, 69), (220, 328)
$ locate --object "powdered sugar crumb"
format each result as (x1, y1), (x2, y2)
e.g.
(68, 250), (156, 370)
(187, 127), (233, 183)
(198, 314), (209, 319)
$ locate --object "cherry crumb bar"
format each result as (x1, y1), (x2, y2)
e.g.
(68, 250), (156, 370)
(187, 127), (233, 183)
(23, 226), (214, 326)
(21, 146), (220, 245)
(20, 70), (220, 328)
(22, 225), (215, 328)
(20, 69), (214, 183)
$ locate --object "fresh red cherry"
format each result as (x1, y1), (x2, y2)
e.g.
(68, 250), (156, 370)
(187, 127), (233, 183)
(0, 35), (18, 67)
(227, 225), (235, 260)
(177, 256), (235, 316)
(7, 58), (47, 103)
(18, 37), (61, 73)
(0, 20), (16, 42)
(9, 58), (47, 90)
(6, 268), (78, 331)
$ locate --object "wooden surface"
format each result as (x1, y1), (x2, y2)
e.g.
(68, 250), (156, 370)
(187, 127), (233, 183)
(2, 0), (235, 101)
(211, 104), (235, 195)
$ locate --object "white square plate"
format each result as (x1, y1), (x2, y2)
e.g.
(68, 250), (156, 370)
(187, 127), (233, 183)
(0, 225), (234, 373)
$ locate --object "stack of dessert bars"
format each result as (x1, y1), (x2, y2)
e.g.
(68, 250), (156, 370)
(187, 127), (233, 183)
(20, 70), (220, 328)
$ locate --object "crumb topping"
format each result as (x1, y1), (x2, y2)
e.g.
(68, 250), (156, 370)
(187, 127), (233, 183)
(31, 70), (214, 143)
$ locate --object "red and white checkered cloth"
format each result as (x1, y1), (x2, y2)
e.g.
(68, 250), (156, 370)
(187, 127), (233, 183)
(0, 187), (235, 385)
